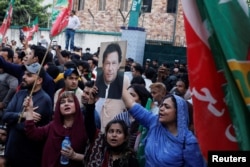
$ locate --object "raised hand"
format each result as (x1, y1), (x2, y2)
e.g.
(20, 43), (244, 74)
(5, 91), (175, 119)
(23, 96), (41, 122)
(88, 86), (98, 104)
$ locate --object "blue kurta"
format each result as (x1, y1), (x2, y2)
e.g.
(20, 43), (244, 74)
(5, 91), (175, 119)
(2, 89), (53, 167)
(128, 95), (207, 167)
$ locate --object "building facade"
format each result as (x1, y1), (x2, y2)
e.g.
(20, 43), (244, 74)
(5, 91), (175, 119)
(71, 0), (186, 46)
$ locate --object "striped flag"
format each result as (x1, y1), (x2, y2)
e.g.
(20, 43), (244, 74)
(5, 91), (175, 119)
(181, 0), (250, 159)
(195, 0), (250, 150)
(22, 17), (39, 41)
(0, 0), (15, 44)
(50, 0), (73, 37)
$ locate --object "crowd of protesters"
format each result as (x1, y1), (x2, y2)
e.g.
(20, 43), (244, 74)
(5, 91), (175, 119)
(0, 37), (207, 167)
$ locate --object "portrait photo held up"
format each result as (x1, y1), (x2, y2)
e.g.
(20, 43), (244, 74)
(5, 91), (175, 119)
(95, 41), (127, 99)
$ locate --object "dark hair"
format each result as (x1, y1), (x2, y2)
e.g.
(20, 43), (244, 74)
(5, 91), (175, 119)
(77, 60), (90, 72)
(30, 45), (53, 65)
(74, 46), (82, 52)
(133, 63), (144, 75)
(88, 57), (98, 66)
(102, 43), (122, 64)
(105, 120), (133, 166)
(105, 119), (129, 139)
(130, 76), (146, 86)
(128, 84), (152, 107)
(61, 50), (71, 58)
(162, 62), (170, 68)
(84, 80), (95, 88)
(71, 10), (76, 15)
(64, 61), (77, 69)
(1, 47), (14, 59)
(179, 67), (187, 74)
(46, 63), (60, 79)
(145, 67), (156, 80)
(17, 51), (26, 60)
(177, 74), (189, 89)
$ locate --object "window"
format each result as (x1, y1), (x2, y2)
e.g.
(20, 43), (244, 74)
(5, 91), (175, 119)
(99, 0), (106, 11)
(78, 0), (85, 11)
(142, 0), (152, 13)
(167, 0), (177, 13)
(120, 0), (128, 11)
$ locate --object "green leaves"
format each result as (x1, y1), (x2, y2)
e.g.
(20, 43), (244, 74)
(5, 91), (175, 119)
(0, 0), (52, 27)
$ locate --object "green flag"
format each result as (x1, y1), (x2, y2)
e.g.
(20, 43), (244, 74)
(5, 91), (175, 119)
(23, 16), (39, 41)
(50, 0), (72, 37)
(196, 0), (250, 149)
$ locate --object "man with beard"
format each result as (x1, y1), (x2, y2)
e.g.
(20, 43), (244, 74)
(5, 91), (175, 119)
(0, 47), (18, 122)
(0, 44), (55, 103)
(2, 63), (53, 167)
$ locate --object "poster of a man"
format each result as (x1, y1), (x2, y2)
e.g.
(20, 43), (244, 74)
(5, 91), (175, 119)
(95, 41), (127, 99)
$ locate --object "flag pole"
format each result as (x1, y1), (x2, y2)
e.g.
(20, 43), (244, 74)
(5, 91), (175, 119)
(18, 39), (53, 123)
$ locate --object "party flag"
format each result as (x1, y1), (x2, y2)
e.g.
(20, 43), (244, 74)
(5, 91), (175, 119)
(22, 17), (39, 41)
(0, 0), (15, 44)
(50, 0), (73, 37)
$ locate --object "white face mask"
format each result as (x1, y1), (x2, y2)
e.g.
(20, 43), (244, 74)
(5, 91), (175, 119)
(86, 50), (90, 53)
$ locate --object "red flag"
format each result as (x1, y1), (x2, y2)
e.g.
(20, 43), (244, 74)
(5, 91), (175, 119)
(0, 0), (15, 44)
(22, 26), (30, 32)
(182, 0), (238, 160)
(50, 0), (73, 37)
(22, 17), (39, 41)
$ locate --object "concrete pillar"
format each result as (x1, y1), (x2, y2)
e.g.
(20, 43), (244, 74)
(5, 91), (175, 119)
(121, 26), (146, 65)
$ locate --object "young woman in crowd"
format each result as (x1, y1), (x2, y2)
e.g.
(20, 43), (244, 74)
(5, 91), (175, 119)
(113, 84), (153, 167)
(82, 86), (139, 167)
(113, 84), (152, 148)
(84, 119), (139, 167)
(122, 88), (207, 167)
(24, 91), (95, 167)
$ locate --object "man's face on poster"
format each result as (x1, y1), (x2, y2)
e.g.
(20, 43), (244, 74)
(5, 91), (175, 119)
(103, 51), (120, 84)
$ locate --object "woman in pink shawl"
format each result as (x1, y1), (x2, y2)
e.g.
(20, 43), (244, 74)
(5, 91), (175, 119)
(24, 91), (94, 167)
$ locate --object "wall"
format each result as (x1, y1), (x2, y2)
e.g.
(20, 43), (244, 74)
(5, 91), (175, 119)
(72, 0), (186, 46)
(5, 28), (121, 53)
(5, 28), (186, 65)
(143, 44), (186, 67)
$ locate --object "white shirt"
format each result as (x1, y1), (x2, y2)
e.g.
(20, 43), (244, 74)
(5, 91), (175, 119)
(144, 78), (152, 92)
(67, 15), (80, 30)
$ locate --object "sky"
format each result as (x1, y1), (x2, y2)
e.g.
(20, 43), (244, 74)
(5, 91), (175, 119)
(41, 0), (53, 13)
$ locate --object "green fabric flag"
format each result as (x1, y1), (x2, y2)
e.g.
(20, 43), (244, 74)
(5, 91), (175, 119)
(24, 16), (39, 41)
(196, 0), (250, 150)
(50, 0), (72, 37)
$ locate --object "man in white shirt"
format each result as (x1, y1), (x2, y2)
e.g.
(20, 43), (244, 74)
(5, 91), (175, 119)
(39, 34), (48, 48)
(65, 10), (80, 51)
